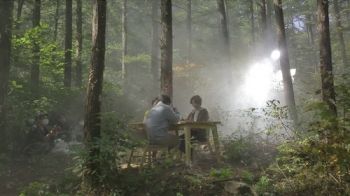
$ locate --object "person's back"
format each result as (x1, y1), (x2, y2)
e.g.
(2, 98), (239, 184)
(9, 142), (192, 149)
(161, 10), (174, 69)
(144, 95), (181, 150)
(145, 101), (180, 142)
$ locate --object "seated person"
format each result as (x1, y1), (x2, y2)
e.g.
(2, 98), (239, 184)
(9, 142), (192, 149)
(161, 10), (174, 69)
(144, 94), (181, 151)
(143, 97), (160, 123)
(22, 113), (61, 157)
(179, 95), (209, 154)
(143, 97), (160, 158)
(56, 114), (72, 142)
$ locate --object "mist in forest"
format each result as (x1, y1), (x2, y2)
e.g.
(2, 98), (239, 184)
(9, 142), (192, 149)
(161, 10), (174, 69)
(100, 0), (317, 139)
(101, 1), (290, 137)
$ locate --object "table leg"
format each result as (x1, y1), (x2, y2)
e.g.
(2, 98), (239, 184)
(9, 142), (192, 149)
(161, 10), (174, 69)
(175, 130), (182, 160)
(184, 126), (191, 166)
(211, 125), (221, 164)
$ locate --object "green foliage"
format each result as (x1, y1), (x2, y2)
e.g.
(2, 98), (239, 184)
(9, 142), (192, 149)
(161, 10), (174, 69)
(253, 176), (275, 195)
(219, 100), (293, 165)
(5, 0), (350, 195)
(19, 182), (52, 196)
(221, 135), (252, 163)
(260, 75), (350, 195)
(118, 169), (157, 194)
(209, 167), (232, 179)
(12, 24), (64, 83)
(123, 53), (151, 64)
(50, 174), (80, 196)
(70, 112), (135, 194)
(241, 170), (254, 184)
(0, 154), (9, 176)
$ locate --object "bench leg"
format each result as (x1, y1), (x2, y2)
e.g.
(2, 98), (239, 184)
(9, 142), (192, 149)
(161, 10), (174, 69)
(140, 148), (148, 172)
(208, 141), (214, 160)
(211, 126), (221, 165)
(127, 148), (134, 168)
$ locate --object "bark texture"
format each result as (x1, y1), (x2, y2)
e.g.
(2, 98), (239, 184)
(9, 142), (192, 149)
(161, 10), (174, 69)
(186, 0), (191, 64)
(306, 3), (318, 73)
(217, 0), (232, 85)
(82, 0), (107, 194)
(64, 0), (73, 88)
(0, 0), (14, 154)
(151, 0), (159, 94)
(122, 0), (127, 81)
(273, 0), (297, 120)
(317, 0), (337, 115)
(333, 0), (348, 67)
(76, 0), (83, 86)
(249, 0), (255, 47)
(31, 0), (41, 91)
(160, 0), (173, 98)
(260, 0), (268, 54)
(53, 0), (60, 43)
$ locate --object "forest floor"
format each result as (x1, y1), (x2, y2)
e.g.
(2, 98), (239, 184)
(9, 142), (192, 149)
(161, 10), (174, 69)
(0, 148), (274, 196)
(0, 152), (76, 196)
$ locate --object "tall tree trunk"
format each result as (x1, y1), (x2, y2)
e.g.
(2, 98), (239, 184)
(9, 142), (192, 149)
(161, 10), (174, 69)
(288, 15), (297, 68)
(151, 0), (159, 94)
(186, 0), (191, 64)
(260, 0), (268, 55)
(306, 3), (318, 73)
(266, 0), (272, 28)
(64, 0), (72, 88)
(160, 0), (173, 98)
(249, 0), (256, 47)
(224, 0), (229, 27)
(52, 0), (60, 63)
(217, 0), (232, 85)
(52, 0), (60, 43)
(75, 0), (83, 87)
(13, 0), (24, 67)
(266, 0), (272, 48)
(53, 0), (59, 43)
(82, 0), (106, 194)
(317, 0), (337, 115)
(15, 0), (24, 30)
(122, 0), (127, 82)
(333, 0), (348, 67)
(273, 0), (297, 121)
(31, 0), (40, 93)
(347, 0), (350, 21)
(0, 0), (14, 154)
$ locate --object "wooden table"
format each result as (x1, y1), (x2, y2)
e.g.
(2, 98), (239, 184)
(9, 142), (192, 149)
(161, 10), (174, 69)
(129, 121), (222, 166)
(170, 121), (222, 166)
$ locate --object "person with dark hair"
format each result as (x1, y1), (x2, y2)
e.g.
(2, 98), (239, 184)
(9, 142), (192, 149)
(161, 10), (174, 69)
(159, 94), (172, 105)
(179, 95), (209, 154)
(22, 113), (61, 160)
(144, 94), (181, 151)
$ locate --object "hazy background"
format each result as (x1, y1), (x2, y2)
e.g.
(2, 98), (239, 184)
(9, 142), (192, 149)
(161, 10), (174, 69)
(99, 0), (321, 137)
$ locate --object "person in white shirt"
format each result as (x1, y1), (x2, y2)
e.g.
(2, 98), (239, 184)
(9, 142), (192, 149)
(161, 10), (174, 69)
(144, 94), (181, 150)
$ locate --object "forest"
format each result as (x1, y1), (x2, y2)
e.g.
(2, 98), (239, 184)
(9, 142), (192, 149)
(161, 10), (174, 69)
(1, 0), (350, 195)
